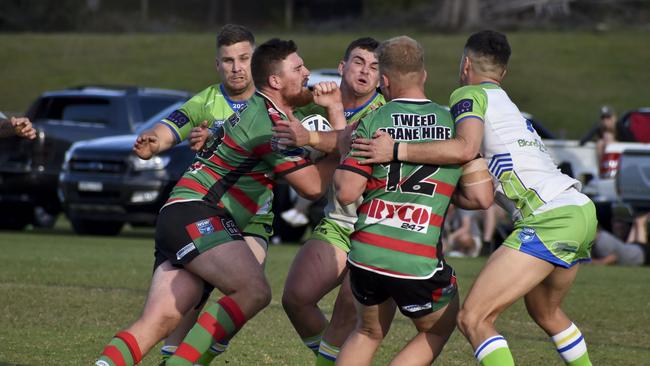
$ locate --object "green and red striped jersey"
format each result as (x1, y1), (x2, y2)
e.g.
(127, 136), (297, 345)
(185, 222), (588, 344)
(340, 99), (461, 279)
(165, 91), (311, 228)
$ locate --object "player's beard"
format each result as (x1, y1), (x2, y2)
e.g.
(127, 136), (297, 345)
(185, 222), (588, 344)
(286, 87), (313, 108)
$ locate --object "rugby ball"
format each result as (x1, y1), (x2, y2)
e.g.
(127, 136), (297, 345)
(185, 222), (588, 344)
(300, 114), (332, 162)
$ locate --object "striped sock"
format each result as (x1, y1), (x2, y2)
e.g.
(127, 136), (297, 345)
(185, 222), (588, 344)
(302, 333), (322, 356)
(160, 345), (177, 363)
(166, 296), (246, 366)
(315, 340), (339, 366)
(474, 335), (515, 366)
(95, 331), (142, 366)
(552, 323), (592, 366)
(195, 340), (229, 365)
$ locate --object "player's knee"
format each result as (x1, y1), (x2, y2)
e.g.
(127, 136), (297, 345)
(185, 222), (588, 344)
(246, 278), (272, 310)
(457, 307), (481, 336)
(357, 324), (385, 342)
(281, 283), (316, 313)
(527, 306), (561, 329)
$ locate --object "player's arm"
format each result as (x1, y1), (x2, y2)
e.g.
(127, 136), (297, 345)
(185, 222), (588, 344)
(282, 154), (340, 200)
(133, 123), (177, 160)
(351, 118), (484, 165)
(451, 157), (494, 210)
(333, 167), (367, 206)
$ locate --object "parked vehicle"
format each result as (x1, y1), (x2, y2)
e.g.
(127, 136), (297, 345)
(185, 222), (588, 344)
(0, 86), (191, 230)
(58, 102), (194, 235)
(584, 109), (650, 231)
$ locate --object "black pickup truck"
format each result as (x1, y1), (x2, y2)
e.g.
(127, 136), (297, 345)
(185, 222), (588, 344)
(0, 86), (191, 230)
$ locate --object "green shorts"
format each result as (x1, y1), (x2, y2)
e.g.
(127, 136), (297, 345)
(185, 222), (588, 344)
(308, 217), (353, 253)
(242, 213), (274, 244)
(503, 202), (597, 268)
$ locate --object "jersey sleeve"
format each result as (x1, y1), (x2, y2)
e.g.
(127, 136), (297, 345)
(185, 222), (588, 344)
(240, 115), (312, 178)
(161, 88), (211, 143)
(449, 86), (487, 125)
(338, 118), (373, 179)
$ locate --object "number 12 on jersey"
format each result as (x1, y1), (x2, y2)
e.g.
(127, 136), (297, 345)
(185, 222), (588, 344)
(385, 163), (439, 196)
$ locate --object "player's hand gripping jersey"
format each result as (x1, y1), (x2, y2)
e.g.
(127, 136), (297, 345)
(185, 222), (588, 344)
(161, 84), (247, 143)
(297, 91), (386, 230)
(165, 91), (312, 228)
(449, 83), (581, 220)
(341, 99), (461, 279)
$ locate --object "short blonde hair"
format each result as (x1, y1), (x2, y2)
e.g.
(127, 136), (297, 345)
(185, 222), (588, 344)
(376, 36), (425, 83)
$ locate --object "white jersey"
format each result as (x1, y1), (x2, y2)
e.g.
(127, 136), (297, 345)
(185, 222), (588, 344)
(449, 83), (581, 220)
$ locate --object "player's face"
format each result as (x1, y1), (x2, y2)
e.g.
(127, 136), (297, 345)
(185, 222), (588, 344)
(279, 52), (312, 107)
(217, 41), (254, 96)
(340, 48), (379, 97)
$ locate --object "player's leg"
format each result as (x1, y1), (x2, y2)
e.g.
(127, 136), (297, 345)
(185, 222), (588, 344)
(193, 235), (269, 365)
(389, 265), (459, 366)
(166, 239), (271, 366)
(525, 265), (592, 365)
(457, 245), (555, 366)
(335, 299), (395, 366)
(95, 261), (204, 366)
(282, 231), (348, 354)
(148, 202), (270, 366)
(315, 274), (356, 366)
(335, 265), (395, 366)
(390, 294), (459, 366)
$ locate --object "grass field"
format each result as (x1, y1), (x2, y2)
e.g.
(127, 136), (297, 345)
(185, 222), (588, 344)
(0, 221), (649, 365)
(1, 30), (649, 138)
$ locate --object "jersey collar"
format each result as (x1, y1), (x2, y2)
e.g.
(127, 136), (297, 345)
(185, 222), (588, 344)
(345, 91), (379, 120)
(220, 84), (249, 113)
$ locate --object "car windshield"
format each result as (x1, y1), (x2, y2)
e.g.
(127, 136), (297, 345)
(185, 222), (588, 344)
(134, 101), (185, 134)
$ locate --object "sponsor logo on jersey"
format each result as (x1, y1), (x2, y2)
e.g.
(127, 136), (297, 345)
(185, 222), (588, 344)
(166, 110), (190, 129)
(95, 361), (110, 366)
(379, 113), (451, 141)
(176, 242), (197, 260)
(517, 138), (547, 153)
(518, 227), (536, 243)
(365, 198), (431, 233)
(196, 219), (215, 235)
(450, 99), (473, 119)
(225, 111), (241, 127)
(222, 218), (241, 237)
(401, 302), (432, 313)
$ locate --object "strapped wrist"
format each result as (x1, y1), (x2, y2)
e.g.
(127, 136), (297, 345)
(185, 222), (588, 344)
(393, 142), (401, 162)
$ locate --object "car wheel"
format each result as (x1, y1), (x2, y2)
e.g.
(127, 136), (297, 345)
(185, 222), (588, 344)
(70, 218), (124, 236)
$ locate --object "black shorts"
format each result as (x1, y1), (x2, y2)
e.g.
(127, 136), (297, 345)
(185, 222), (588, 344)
(153, 200), (243, 269)
(348, 262), (458, 319)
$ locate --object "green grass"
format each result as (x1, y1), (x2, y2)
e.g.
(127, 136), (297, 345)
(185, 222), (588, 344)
(1, 30), (649, 138)
(0, 221), (649, 365)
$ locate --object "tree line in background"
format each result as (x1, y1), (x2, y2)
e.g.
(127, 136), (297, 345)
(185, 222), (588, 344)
(0, 0), (648, 32)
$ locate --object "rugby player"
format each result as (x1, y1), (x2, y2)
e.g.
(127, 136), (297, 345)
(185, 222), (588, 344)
(350, 30), (596, 366)
(333, 35), (494, 366)
(93, 38), (339, 366)
(277, 37), (385, 365)
(133, 24), (272, 365)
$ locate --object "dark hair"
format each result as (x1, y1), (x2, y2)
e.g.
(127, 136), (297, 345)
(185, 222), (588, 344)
(343, 37), (380, 61)
(216, 24), (255, 49)
(252, 38), (298, 89)
(464, 30), (511, 68)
